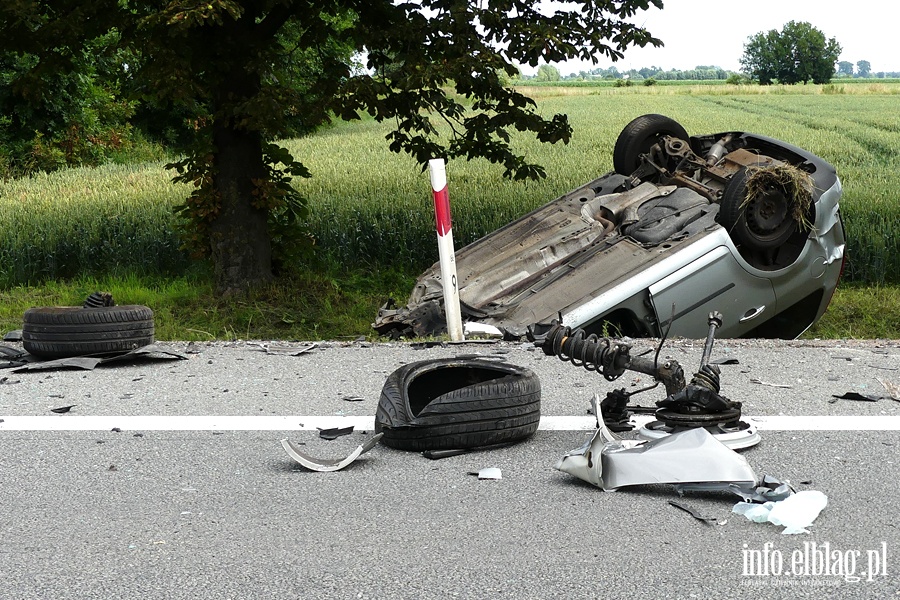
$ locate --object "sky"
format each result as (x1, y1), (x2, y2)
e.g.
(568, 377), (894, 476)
(531, 0), (896, 75)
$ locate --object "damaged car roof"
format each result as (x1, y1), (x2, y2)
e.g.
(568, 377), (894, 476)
(375, 114), (846, 340)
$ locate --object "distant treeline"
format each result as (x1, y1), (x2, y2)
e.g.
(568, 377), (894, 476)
(525, 65), (900, 83)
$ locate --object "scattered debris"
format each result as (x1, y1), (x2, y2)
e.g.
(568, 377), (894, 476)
(463, 322), (503, 339)
(281, 433), (382, 472)
(829, 392), (882, 403)
(250, 342), (318, 356)
(749, 378), (793, 389)
(878, 378), (900, 401)
(668, 500), (719, 524)
(468, 467), (502, 480)
(733, 490), (828, 534)
(50, 405), (76, 414)
(3, 330), (23, 342)
(317, 426), (355, 440)
(422, 449), (471, 460)
(710, 357), (739, 365)
(12, 344), (186, 373)
(0, 345), (25, 358)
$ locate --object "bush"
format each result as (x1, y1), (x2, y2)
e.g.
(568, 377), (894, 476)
(643, 78), (657, 86)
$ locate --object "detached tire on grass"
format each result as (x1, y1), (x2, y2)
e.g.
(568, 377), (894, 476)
(375, 358), (541, 451)
(22, 305), (155, 359)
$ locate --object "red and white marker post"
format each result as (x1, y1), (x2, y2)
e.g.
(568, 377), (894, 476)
(428, 158), (464, 341)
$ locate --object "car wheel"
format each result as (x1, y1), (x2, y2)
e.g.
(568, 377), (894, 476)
(375, 358), (541, 451)
(613, 114), (689, 175)
(22, 305), (155, 359)
(719, 167), (798, 251)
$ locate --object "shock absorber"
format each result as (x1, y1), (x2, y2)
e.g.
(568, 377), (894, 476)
(538, 323), (632, 382)
(537, 322), (686, 397)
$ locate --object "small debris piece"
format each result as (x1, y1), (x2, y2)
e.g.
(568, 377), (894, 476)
(668, 500), (718, 523)
(829, 392), (882, 403)
(342, 395), (365, 402)
(878, 378), (900, 401)
(831, 355), (853, 361)
(412, 341), (446, 350)
(3, 330), (23, 342)
(108, 465), (117, 471)
(0, 345), (25, 357)
(733, 490), (827, 535)
(468, 467), (502, 480)
(317, 426), (354, 440)
(251, 342), (318, 356)
(749, 378), (792, 388)
(111, 427), (122, 432)
(710, 357), (739, 365)
(423, 449), (470, 460)
(50, 405), (76, 414)
(868, 364), (898, 371)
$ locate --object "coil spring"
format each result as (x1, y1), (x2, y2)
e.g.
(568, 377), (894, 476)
(690, 363), (721, 393)
(83, 291), (115, 308)
(543, 324), (630, 382)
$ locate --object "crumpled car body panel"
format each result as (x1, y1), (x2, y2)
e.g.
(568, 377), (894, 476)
(374, 127), (845, 340)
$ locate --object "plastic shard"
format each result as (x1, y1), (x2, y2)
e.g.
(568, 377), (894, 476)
(733, 490), (828, 534)
(281, 433), (383, 472)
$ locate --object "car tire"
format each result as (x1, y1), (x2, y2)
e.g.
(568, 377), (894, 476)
(719, 167), (797, 251)
(22, 305), (155, 359)
(613, 114), (689, 175)
(375, 358), (541, 451)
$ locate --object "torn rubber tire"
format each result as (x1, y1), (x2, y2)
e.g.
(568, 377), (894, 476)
(375, 358), (541, 451)
(22, 305), (155, 359)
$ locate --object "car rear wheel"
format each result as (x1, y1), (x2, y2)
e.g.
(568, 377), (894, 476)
(613, 114), (689, 175)
(719, 167), (798, 252)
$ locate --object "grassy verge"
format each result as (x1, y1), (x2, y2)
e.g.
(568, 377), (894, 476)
(0, 272), (896, 341)
(0, 263), (416, 342)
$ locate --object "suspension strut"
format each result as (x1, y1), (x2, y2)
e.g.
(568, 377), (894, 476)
(537, 322), (685, 397)
(536, 311), (744, 429)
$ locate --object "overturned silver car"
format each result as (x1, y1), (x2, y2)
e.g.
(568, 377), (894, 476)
(375, 114), (846, 340)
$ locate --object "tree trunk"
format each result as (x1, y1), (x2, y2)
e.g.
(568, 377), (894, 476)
(208, 123), (273, 296)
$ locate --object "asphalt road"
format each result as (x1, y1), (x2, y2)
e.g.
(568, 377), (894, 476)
(1, 338), (899, 599)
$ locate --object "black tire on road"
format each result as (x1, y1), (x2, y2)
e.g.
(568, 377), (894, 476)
(22, 305), (155, 359)
(718, 167), (797, 251)
(375, 358), (541, 451)
(613, 114), (689, 175)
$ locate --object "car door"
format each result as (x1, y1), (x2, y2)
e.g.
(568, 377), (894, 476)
(648, 244), (776, 338)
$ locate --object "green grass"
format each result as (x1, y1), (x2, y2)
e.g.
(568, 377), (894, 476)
(0, 263), (415, 341)
(2, 83), (900, 339)
(805, 284), (900, 340)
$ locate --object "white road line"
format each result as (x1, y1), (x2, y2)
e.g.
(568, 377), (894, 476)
(0, 415), (899, 431)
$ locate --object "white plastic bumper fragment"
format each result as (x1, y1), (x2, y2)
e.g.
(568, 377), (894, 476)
(281, 433), (383, 472)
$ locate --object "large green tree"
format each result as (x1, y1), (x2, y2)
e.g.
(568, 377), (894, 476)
(1, 0), (663, 295)
(740, 21), (840, 85)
